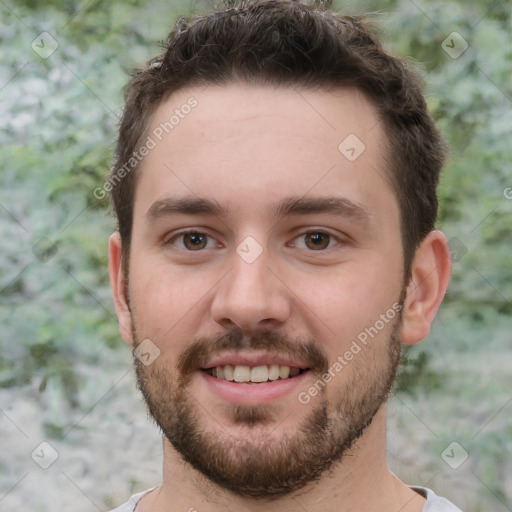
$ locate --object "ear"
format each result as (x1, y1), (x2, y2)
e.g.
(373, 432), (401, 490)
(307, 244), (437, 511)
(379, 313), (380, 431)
(401, 230), (452, 345)
(109, 232), (135, 346)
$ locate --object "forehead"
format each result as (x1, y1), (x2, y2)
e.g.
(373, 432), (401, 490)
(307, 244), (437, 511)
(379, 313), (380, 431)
(133, 83), (396, 225)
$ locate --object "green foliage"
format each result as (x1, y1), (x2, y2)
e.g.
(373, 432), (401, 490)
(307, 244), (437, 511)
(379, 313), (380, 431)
(395, 350), (443, 396)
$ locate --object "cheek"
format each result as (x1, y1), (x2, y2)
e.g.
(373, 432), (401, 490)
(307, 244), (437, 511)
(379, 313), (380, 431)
(129, 262), (211, 339)
(290, 259), (402, 351)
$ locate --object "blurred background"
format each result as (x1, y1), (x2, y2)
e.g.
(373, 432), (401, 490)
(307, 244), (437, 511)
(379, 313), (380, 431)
(0, 0), (510, 510)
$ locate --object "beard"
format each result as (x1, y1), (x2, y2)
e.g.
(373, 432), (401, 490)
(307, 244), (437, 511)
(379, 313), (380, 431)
(132, 303), (403, 500)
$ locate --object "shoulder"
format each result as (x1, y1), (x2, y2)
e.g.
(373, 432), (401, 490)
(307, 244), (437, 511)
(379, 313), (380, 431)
(411, 486), (464, 512)
(106, 487), (158, 512)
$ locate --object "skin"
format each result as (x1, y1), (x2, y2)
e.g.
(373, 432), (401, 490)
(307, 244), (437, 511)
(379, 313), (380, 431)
(109, 83), (452, 512)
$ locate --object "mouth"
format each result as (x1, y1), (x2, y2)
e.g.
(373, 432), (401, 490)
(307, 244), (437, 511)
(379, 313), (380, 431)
(202, 364), (310, 383)
(198, 351), (314, 405)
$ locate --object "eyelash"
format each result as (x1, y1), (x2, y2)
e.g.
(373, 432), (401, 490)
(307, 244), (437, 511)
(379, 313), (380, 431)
(164, 229), (344, 252)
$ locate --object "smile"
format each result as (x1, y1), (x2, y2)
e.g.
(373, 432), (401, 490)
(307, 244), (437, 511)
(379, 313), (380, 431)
(203, 364), (309, 383)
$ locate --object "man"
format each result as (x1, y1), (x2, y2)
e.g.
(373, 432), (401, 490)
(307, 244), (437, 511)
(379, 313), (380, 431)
(107, 1), (459, 510)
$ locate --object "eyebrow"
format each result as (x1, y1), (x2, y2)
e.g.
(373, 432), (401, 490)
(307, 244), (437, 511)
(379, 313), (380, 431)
(145, 195), (371, 222)
(272, 196), (371, 222)
(145, 196), (228, 220)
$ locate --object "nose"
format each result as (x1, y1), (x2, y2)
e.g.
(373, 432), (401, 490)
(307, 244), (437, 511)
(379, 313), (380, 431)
(210, 244), (292, 333)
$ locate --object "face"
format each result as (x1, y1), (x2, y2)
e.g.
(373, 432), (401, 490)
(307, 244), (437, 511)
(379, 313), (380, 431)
(123, 84), (406, 498)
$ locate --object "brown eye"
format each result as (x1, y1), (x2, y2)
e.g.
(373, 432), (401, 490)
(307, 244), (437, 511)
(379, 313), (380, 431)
(164, 230), (220, 252)
(182, 232), (208, 250)
(304, 232), (331, 250)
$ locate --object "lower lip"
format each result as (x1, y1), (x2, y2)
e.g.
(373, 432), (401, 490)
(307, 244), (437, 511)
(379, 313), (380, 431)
(199, 370), (311, 405)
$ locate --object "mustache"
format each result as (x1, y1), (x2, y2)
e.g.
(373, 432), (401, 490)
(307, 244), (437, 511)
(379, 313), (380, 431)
(177, 327), (329, 380)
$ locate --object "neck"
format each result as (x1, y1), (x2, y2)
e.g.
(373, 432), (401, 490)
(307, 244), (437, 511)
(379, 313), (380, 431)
(139, 405), (425, 512)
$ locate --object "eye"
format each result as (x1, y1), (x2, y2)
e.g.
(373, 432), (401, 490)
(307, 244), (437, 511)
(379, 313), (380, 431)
(292, 231), (340, 251)
(165, 231), (218, 251)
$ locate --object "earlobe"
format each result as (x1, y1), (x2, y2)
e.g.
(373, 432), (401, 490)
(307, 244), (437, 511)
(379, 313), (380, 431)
(400, 230), (452, 345)
(108, 232), (135, 346)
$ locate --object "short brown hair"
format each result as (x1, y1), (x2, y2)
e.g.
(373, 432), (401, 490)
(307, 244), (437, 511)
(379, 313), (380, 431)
(109, 0), (448, 279)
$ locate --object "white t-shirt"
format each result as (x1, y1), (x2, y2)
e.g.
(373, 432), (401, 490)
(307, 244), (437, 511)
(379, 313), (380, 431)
(107, 485), (463, 511)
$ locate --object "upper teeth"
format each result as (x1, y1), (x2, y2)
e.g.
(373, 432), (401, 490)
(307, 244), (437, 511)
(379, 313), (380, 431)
(210, 364), (302, 383)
